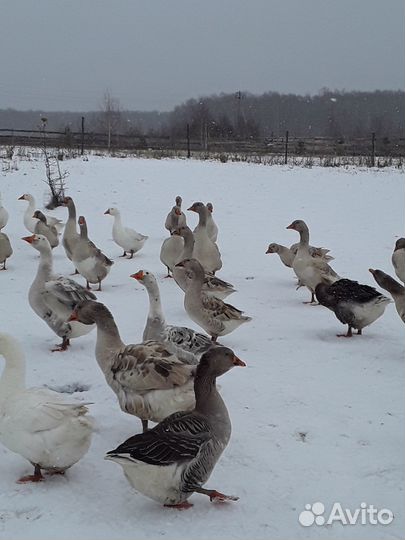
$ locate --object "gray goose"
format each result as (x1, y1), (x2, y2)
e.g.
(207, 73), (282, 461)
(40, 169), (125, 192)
(68, 300), (197, 432)
(131, 269), (213, 362)
(178, 258), (251, 342)
(369, 268), (405, 324)
(188, 202), (222, 274)
(73, 216), (113, 291)
(287, 219), (340, 303)
(165, 196), (186, 232)
(22, 234), (96, 351)
(173, 226), (236, 299)
(62, 196), (80, 264)
(0, 231), (13, 270)
(392, 238), (405, 283)
(33, 210), (59, 249)
(105, 346), (245, 508)
(315, 278), (391, 337)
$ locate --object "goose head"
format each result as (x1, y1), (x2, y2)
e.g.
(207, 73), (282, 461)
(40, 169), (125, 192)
(175, 258), (205, 282)
(197, 346), (246, 378)
(21, 233), (51, 252)
(206, 202), (214, 213)
(266, 243), (280, 254)
(175, 196), (182, 207)
(130, 269), (157, 289)
(104, 207), (119, 217)
(33, 210), (47, 223)
(394, 238), (405, 251)
(68, 300), (110, 325)
(18, 193), (33, 202)
(286, 219), (307, 232)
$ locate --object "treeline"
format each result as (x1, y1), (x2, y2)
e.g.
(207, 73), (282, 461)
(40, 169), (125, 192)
(0, 89), (403, 140)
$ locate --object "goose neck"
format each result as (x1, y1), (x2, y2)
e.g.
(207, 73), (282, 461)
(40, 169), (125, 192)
(0, 343), (26, 400)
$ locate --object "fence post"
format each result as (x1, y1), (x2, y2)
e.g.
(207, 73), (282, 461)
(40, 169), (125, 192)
(284, 130), (289, 164)
(371, 132), (375, 167)
(81, 116), (85, 156)
(186, 123), (191, 158)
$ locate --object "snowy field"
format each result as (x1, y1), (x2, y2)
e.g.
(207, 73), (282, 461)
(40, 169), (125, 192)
(0, 156), (404, 540)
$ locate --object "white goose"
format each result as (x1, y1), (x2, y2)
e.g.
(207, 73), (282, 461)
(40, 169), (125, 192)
(188, 202), (222, 274)
(62, 196), (80, 265)
(287, 219), (340, 303)
(131, 269), (213, 362)
(0, 192), (9, 230)
(104, 207), (148, 258)
(0, 333), (93, 483)
(18, 193), (63, 233)
(68, 300), (197, 432)
(22, 234), (96, 351)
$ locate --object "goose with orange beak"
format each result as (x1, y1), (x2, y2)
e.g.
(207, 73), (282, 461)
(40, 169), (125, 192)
(21, 234), (95, 351)
(105, 346), (245, 508)
(104, 207), (148, 258)
(131, 269), (213, 362)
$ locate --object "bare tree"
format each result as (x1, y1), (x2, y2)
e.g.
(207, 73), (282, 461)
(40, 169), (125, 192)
(99, 91), (121, 150)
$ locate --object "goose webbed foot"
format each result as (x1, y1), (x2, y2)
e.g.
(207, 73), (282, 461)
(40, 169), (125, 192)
(194, 487), (239, 503)
(51, 337), (70, 352)
(120, 251), (127, 257)
(17, 464), (44, 484)
(337, 326), (353, 338)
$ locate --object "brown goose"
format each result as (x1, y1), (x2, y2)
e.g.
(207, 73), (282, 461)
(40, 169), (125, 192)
(72, 216), (113, 291)
(105, 346), (245, 508)
(173, 226), (236, 299)
(68, 300), (197, 432)
(178, 259), (251, 342)
(287, 219), (340, 303)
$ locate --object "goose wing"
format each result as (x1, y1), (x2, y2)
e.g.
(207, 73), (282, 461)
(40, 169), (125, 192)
(44, 276), (96, 308)
(107, 411), (210, 465)
(201, 294), (248, 321)
(110, 341), (195, 394)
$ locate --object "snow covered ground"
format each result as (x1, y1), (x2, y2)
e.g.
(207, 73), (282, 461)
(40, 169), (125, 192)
(0, 155), (404, 540)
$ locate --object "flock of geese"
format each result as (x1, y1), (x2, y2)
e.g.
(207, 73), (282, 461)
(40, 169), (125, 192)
(0, 188), (404, 510)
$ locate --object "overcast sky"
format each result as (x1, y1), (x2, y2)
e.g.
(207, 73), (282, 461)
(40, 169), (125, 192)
(0, 0), (403, 112)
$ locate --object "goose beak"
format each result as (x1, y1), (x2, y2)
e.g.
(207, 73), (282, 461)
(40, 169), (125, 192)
(286, 223), (294, 230)
(130, 270), (144, 281)
(104, 209), (110, 215)
(369, 268), (376, 276)
(68, 310), (78, 322)
(18, 195), (25, 200)
(232, 355), (246, 367)
(187, 205), (196, 212)
(265, 247), (272, 254)
(175, 261), (185, 267)
(175, 209), (181, 216)
(22, 235), (35, 244)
